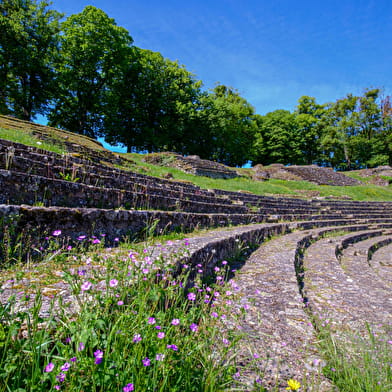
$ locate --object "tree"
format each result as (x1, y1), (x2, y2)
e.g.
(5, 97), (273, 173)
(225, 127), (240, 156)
(48, 6), (133, 138)
(294, 96), (326, 164)
(320, 94), (359, 169)
(196, 85), (257, 166)
(103, 48), (203, 153)
(357, 88), (382, 140)
(0, 0), (62, 120)
(320, 89), (387, 169)
(252, 109), (300, 165)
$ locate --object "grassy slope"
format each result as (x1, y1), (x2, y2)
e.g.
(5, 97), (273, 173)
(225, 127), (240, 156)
(1, 115), (392, 201)
(126, 153), (392, 201)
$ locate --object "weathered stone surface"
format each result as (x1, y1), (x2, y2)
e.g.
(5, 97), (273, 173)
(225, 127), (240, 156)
(144, 152), (239, 179)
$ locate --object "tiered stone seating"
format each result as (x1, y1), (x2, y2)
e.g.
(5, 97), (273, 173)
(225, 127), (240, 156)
(368, 238), (392, 285)
(302, 229), (392, 331)
(338, 233), (392, 287)
(2, 125), (392, 391)
(0, 139), (249, 214)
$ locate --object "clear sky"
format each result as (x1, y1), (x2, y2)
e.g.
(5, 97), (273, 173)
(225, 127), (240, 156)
(51, 0), (391, 115)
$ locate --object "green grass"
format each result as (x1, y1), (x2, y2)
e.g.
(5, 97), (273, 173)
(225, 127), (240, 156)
(125, 153), (392, 201)
(317, 323), (392, 392)
(0, 127), (67, 155)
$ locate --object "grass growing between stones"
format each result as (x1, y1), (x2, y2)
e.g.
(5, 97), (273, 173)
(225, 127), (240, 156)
(316, 323), (392, 392)
(0, 232), (269, 392)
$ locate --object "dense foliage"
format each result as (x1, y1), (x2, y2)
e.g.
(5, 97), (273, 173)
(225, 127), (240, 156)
(1, 1), (391, 168)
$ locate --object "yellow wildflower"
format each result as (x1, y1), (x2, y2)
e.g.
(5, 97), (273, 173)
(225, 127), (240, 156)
(286, 378), (301, 391)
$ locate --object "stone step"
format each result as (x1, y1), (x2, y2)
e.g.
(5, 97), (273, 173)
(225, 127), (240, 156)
(368, 239), (392, 285)
(0, 169), (248, 214)
(339, 233), (392, 289)
(302, 230), (392, 333)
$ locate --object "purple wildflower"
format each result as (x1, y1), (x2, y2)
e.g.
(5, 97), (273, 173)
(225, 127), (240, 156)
(123, 383), (134, 392)
(45, 362), (55, 372)
(56, 373), (66, 382)
(117, 300), (124, 306)
(155, 353), (165, 361)
(92, 239), (101, 244)
(133, 334), (142, 343)
(109, 279), (118, 288)
(52, 230), (62, 237)
(81, 281), (92, 291)
(77, 235), (86, 240)
(78, 342), (85, 351)
(189, 323), (198, 332)
(187, 292), (196, 301)
(94, 350), (104, 365)
(142, 357), (151, 366)
(167, 344), (178, 351)
(147, 317), (156, 325)
(70, 357), (77, 363)
(171, 318), (180, 325)
(157, 332), (165, 339)
(60, 363), (71, 372)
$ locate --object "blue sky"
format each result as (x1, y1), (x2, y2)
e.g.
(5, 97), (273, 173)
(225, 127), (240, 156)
(51, 0), (391, 116)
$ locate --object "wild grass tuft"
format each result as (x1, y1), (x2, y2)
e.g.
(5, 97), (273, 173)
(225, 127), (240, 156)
(316, 322), (392, 392)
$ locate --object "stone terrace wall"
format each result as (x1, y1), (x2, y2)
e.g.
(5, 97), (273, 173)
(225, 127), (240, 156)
(0, 204), (266, 244)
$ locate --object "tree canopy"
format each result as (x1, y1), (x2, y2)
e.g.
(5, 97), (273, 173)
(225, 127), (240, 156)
(0, 0), (62, 120)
